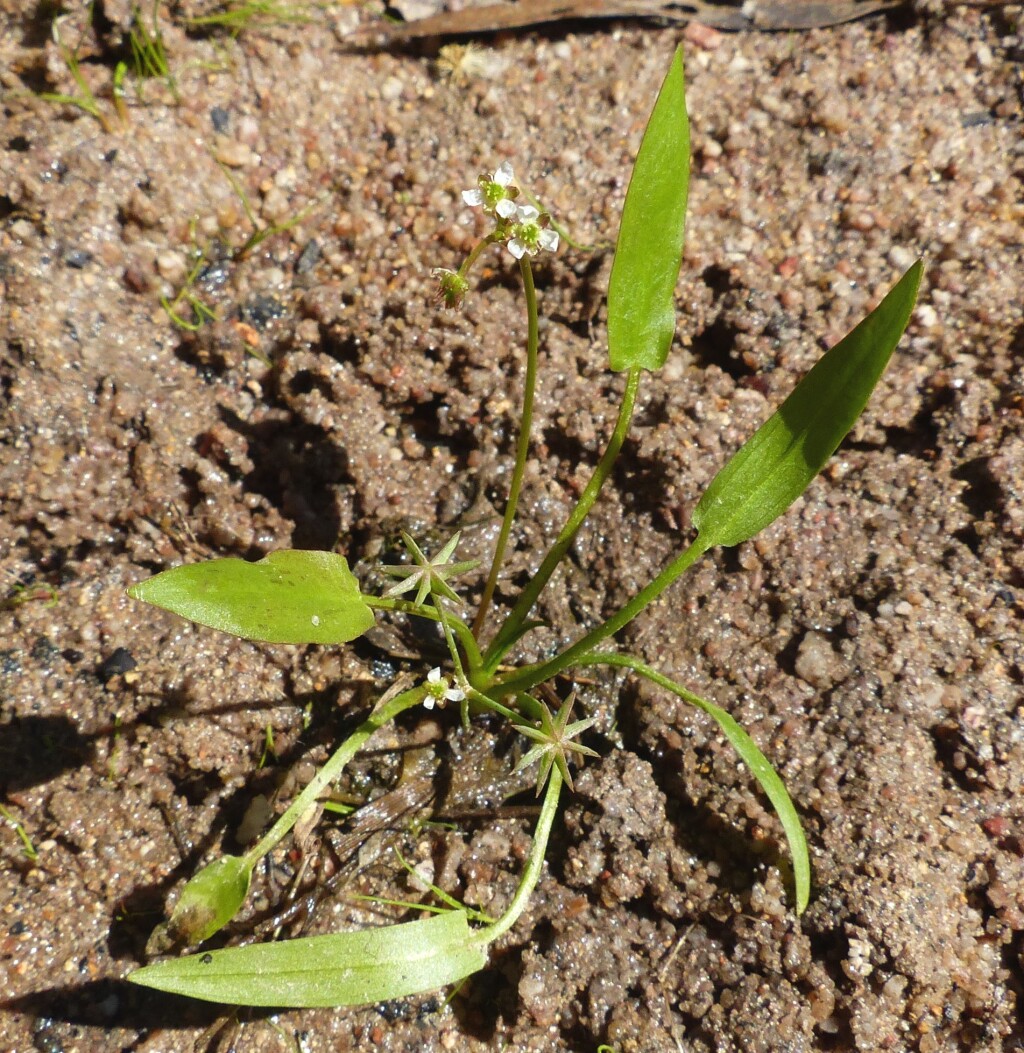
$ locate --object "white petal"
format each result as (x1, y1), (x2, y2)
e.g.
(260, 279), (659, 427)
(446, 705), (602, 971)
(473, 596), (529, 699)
(428, 667), (441, 683)
(462, 188), (484, 207)
(495, 198), (518, 219)
(493, 161), (514, 186)
(515, 204), (539, 223)
(507, 238), (528, 259)
(422, 695), (436, 710)
(538, 229), (560, 252)
(446, 687), (466, 702)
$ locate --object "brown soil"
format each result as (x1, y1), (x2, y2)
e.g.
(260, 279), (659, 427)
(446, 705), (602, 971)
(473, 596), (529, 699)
(2, 2), (1022, 1051)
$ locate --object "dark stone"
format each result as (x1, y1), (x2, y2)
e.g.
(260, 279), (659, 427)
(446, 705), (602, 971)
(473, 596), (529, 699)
(98, 647), (137, 680)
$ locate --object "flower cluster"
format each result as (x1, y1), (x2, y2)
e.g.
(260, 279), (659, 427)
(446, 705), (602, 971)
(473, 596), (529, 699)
(462, 163), (560, 261)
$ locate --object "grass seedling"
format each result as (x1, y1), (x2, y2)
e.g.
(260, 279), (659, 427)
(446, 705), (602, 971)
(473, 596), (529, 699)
(0, 804), (39, 863)
(40, 17), (122, 133)
(159, 221), (218, 331)
(1, 581), (58, 611)
(127, 47), (923, 1009)
(216, 161), (318, 259)
(183, 2), (313, 34)
(128, 2), (180, 103)
(160, 167), (317, 333)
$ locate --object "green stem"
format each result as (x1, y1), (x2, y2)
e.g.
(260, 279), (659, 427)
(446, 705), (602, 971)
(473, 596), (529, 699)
(472, 256), (539, 640)
(459, 232), (501, 280)
(241, 684), (425, 871)
(491, 534), (711, 698)
(364, 594), (482, 670)
(473, 764), (562, 946)
(483, 368), (642, 672)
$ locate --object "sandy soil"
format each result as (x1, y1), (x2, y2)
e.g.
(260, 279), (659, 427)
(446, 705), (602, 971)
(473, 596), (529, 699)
(1, 1), (1022, 1050)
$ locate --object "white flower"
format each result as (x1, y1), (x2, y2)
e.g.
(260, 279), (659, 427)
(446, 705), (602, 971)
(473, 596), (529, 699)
(424, 667), (466, 710)
(506, 204), (559, 260)
(462, 162), (519, 216)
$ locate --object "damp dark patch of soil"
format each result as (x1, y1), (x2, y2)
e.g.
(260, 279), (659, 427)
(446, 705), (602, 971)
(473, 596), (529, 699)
(1, 2), (1022, 1050)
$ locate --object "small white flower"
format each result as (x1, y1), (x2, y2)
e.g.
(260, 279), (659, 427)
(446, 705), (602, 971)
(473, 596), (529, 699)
(462, 162), (519, 216)
(506, 204), (559, 260)
(424, 667), (466, 710)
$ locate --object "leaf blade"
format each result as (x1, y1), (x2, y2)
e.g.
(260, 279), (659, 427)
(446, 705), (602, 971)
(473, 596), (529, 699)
(129, 910), (488, 1007)
(680, 688), (811, 914)
(607, 46), (690, 372)
(128, 550), (375, 644)
(692, 261), (923, 548)
(164, 855), (252, 946)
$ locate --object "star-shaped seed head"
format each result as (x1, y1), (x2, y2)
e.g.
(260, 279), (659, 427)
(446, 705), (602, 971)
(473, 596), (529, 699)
(515, 691), (599, 795)
(431, 267), (470, 310)
(381, 531), (479, 608)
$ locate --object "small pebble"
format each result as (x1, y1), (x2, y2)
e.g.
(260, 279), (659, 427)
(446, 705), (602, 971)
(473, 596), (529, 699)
(381, 76), (403, 102)
(684, 21), (723, 50)
(63, 249), (92, 269)
(98, 647), (137, 681)
(156, 251), (187, 285)
(296, 239), (321, 274)
(214, 138), (255, 168)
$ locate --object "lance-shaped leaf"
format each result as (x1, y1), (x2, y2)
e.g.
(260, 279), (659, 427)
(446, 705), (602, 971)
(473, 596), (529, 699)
(129, 909), (488, 1007)
(607, 45), (690, 372)
(693, 261), (923, 549)
(128, 550), (375, 644)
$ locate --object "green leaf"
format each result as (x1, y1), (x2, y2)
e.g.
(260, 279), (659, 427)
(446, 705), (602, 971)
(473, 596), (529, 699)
(692, 261), (923, 549)
(165, 855), (252, 945)
(607, 46), (690, 372)
(128, 550), (376, 644)
(580, 653), (810, 913)
(675, 688), (811, 915)
(129, 909), (489, 1007)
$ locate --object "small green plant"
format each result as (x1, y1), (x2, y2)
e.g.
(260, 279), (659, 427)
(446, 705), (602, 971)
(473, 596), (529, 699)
(0, 804), (39, 863)
(40, 3), (178, 130)
(127, 2), (179, 103)
(40, 16), (122, 133)
(160, 168), (318, 333)
(159, 220), (219, 331)
(1, 580), (58, 611)
(183, 1), (312, 34)
(216, 161), (317, 260)
(127, 48), (922, 1008)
